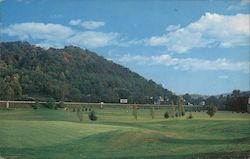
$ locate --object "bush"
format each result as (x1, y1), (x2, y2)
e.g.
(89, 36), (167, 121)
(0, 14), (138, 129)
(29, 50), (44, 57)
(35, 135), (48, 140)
(88, 110), (97, 121)
(175, 112), (179, 117)
(187, 113), (193, 119)
(164, 112), (169, 119)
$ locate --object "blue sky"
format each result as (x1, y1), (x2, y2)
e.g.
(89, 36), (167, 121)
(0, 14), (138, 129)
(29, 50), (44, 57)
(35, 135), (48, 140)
(0, 0), (249, 95)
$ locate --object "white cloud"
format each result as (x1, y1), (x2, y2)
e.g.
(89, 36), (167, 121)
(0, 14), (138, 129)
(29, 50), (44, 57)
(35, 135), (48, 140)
(2, 22), (74, 41)
(166, 24), (180, 32)
(146, 12), (250, 53)
(81, 21), (105, 29)
(147, 36), (169, 46)
(67, 31), (118, 48)
(2, 22), (118, 49)
(117, 39), (146, 47)
(16, 0), (34, 4)
(118, 54), (151, 65)
(0, 0), (5, 3)
(69, 19), (105, 29)
(69, 19), (81, 26)
(117, 54), (249, 73)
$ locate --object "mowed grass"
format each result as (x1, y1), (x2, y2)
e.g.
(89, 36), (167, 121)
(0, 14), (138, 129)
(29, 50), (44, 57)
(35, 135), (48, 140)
(0, 106), (249, 159)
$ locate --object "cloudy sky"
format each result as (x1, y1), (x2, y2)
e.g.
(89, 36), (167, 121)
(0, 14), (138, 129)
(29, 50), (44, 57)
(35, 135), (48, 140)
(0, 0), (249, 95)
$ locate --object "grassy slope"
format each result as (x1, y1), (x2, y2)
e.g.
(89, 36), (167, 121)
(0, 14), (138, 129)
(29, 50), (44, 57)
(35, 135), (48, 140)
(0, 107), (249, 159)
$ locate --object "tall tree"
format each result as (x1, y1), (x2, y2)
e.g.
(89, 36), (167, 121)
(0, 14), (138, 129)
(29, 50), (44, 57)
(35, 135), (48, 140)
(150, 106), (155, 119)
(132, 105), (138, 120)
(171, 101), (176, 118)
(207, 105), (217, 117)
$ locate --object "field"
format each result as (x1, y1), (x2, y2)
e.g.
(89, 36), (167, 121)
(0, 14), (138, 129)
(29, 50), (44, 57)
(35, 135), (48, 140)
(0, 105), (249, 159)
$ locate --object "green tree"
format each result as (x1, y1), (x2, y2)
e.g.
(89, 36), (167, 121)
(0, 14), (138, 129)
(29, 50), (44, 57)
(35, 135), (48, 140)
(179, 97), (185, 116)
(59, 72), (66, 81)
(0, 80), (14, 100)
(207, 105), (217, 117)
(88, 110), (97, 121)
(132, 105), (138, 120)
(150, 106), (155, 119)
(206, 96), (219, 106)
(232, 90), (240, 98)
(46, 98), (56, 109)
(225, 91), (249, 113)
(10, 74), (22, 99)
(171, 101), (176, 118)
(68, 88), (81, 101)
(177, 98), (182, 116)
(61, 84), (69, 100)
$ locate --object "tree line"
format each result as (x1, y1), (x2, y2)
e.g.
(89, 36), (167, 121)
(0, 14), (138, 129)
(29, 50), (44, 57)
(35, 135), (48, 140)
(182, 90), (250, 113)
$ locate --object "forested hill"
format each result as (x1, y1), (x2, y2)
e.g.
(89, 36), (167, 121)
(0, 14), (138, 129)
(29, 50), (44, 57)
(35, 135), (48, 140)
(0, 41), (173, 103)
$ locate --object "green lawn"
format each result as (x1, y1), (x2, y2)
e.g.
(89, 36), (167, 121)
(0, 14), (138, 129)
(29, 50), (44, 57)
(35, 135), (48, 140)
(0, 107), (249, 159)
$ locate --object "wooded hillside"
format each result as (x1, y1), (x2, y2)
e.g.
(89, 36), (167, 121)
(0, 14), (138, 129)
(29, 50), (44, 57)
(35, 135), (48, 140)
(0, 41), (173, 103)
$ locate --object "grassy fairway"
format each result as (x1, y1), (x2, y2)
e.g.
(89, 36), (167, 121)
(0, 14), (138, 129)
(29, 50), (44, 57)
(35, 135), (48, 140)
(0, 107), (249, 159)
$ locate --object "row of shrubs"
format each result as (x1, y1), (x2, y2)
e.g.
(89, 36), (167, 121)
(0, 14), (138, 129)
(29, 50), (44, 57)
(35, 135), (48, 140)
(31, 100), (217, 121)
(30, 100), (98, 121)
(164, 111), (193, 119)
(76, 107), (97, 121)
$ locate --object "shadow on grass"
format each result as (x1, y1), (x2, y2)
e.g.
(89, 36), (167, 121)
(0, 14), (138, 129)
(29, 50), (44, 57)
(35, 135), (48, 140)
(160, 136), (250, 145)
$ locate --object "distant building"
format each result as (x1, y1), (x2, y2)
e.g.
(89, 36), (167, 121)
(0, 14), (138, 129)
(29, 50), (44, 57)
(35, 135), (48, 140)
(159, 96), (164, 102)
(120, 99), (128, 104)
(154, 96), (164, 105)
(200, 101), (205, 106)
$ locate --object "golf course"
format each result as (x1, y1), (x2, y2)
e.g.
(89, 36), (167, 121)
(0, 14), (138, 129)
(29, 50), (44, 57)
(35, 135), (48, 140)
(0, 106), (249, 159)
(1, 0), (250, 158)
